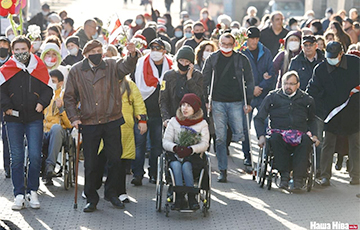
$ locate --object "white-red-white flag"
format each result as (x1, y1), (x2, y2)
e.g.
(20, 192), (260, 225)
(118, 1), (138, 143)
(108, 18), (122, 44)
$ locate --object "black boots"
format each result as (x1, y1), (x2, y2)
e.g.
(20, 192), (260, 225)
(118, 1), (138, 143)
(188, 193), (200, 210)
(217, 170), (227, 183)
(171, 192), (185, 210)
(279, 172), (290, 189)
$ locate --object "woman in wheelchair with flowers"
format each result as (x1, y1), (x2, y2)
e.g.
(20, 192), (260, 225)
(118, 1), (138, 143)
(163, 93), (209, 210)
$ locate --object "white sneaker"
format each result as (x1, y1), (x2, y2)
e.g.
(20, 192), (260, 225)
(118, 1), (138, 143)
(82, 191), (86, 199)
(26, 191), (40, 209)
(119, 194), (129, 203)
(12, 194), (25, 211)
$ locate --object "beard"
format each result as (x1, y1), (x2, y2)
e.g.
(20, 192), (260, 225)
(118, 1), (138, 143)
(285, 88), (293, 95)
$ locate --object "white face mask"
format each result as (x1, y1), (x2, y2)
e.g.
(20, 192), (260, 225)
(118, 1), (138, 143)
(203, 51), (211, 60)
(32, 41), (42, 51)
(287, 41), (300, 52)
(326, 13), (332, 19)
(48, 80), (57, 91)
(202, 13), (208, 19)
(150, 51), (164, 62)
(69, 47), (78, 56)
(326, 57), (340, 66)
(45, 57), (57, 67)
(220, 46), (233, 53)
(290, 25), (298, 31)
(7, 34), (15, 42)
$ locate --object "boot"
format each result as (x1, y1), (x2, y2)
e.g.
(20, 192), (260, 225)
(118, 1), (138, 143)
(188, 193), (200, 210)
(171, 192), (184, 210)
(217, 170), (227, 183)
(279, 172), (290, 189)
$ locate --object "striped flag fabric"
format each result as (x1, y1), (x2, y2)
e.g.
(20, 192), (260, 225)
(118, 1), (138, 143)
(108, 18), (122, 44)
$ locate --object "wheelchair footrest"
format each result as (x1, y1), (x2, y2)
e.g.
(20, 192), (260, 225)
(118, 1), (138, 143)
(173, 186), (200, 194)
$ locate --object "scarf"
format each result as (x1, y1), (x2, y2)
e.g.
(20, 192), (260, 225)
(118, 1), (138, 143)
(176, 108), (204, 126)
(270, 129), (304, 146)
(0, 54), (50, 86)
(134, 53), (172, 100)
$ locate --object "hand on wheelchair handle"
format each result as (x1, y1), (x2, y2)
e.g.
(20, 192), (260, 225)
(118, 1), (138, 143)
(258, 135), (266, 148)
(173, 145), (193, 158)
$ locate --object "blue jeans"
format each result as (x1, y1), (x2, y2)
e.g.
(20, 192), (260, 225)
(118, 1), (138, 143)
(43, 124), (66, 173)
(170, 161), (194, 186)
(132, 117), (162, 178)
(212, 101), (245, 170)
(6, 120), (43, 196)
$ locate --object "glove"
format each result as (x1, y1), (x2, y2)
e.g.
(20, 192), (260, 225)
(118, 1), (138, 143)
(173, 145), (193, 158)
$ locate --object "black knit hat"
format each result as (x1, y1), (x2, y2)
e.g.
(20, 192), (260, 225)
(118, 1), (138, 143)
(176, 45), (194, 63)
(246, 26), (260, 38)
(65, 36), (79, 47)
(141, 27), (157, 46)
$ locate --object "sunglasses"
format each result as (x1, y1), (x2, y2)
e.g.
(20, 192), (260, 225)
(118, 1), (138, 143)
(150, 45), (163, 51)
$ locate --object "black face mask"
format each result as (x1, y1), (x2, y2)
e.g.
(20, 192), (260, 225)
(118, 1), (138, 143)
(178, 61), (189, 72)
(88, 53), (102, 66)
(194, 32), (204, 39)
(0, 47), (9, 58)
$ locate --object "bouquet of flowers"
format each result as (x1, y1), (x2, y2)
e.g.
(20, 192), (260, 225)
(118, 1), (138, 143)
(27, 25), (41, 41)
(232, 27), (248, 51)
(116, 25), (130, 46)
(177, 126), (201, 147)
(130, 34), (147, 50)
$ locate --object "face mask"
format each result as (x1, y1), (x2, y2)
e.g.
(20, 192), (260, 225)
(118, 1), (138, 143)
(310, 26), (317, 33)
(14, 51), (30, 63)
(290, 25), (298, 31)
(177, 61), (189, 71)
(175, 31), (183, 38)
(92, 32), (99, 39)
(0, 47), (8, 58)
(194, 32), (204, 39)
(287, 41), (300, 52)
(135, 18), (143, 25)
(183, 17), (189, 22)
(326, 13), (332, 18)
(220, 46), (233, 54)
(185, 32), (192, 38)
(203, 51), (211, 60)
(150, 51), (164, 62)
(42, 11), (48, 16)
(49, 81), (57, 91)
(88, 53), (102, 66)
(7, 34), (15, 42)
(44, 57), (57, 67)
(202, 13), (208, 19)
(32, 41), (42, 51)
(326, 57), (340, 66)
(69, 47), (78, 56)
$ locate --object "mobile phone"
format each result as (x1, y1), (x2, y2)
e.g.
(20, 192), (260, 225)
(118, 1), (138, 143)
(11, 110), (19, 117)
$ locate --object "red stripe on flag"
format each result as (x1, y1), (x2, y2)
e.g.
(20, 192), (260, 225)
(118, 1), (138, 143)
(111, 19), (121, 35)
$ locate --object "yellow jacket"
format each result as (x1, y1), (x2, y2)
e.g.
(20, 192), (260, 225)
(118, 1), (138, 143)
(43, 88), (72, 133)
(99, 80), (147, 159)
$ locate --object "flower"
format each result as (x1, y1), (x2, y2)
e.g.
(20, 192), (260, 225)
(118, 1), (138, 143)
(116, 25), (130, 46)
(27, 24), (41, 41)
(0, 0), (17, 17)
(131, 34), (147, 49)
(279, 39), (285, 44)
(278, 38), (285, 51)
(232, 27), (248, 50)
(177, 126), (201, 147)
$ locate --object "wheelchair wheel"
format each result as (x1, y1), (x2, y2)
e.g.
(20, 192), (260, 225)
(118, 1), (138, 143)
(155, 154), (164, 212)
(202, 203), (208, 217)
(256, 147), (266, 187)
(165, 203), (170, 217)
(306, 148), (315, 192)
(64, 171), (70, 190)
(267, 157), (273, 190)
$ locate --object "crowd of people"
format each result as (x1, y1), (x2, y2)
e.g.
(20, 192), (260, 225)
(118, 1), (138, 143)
(1, 3), (359, 213)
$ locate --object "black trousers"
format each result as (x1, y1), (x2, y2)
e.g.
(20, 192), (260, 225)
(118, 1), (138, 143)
(269, 133), (312, 179)
(82, 119), (123, 205)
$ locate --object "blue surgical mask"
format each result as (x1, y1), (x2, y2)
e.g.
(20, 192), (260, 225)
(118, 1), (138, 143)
(326, 57), (340, 66)
(92, 32), (99, 39)
(174, 31), (183, 38)
(135, 18), (143, 25)
(185, 32), (192, 38)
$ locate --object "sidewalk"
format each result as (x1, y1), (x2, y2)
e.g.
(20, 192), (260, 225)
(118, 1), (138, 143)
(0, 138), (359, 230)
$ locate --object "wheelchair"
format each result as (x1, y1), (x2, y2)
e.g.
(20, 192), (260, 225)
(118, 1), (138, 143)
(256, 135), (317, 192)
(41, 129), (77, 190)
(155, 151), (211, 217)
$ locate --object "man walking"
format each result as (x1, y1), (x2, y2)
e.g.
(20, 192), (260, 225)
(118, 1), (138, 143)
(64, 40), (139, 212)
(203, 33), (254, 182)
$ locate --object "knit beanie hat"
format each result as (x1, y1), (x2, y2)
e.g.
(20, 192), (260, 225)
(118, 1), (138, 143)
(176, 45), (195, 63)
(180, 93), (201, 113)
(82, 39), (102, 55)
(141, 27), (157, 46)
(65, 36), (79, 47)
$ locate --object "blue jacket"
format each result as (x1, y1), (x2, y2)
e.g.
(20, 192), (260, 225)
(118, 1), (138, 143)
(241, 42), (276, 108)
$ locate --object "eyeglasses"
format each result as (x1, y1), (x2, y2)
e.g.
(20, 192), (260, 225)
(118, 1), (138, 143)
(150, 45), (163, 51)
(284, 82), (298, 86)
(303, 43), (315, 48)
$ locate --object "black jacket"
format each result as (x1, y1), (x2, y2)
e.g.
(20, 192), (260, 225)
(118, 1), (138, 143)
(160, 69), (203, 121)
(1, 67), (53, 123)
(202, 50), (254, 104)
(62, 49), (84, 66)
(254, 89), (317, 138)
(289, 49), (324, 90)
(306, 54), (360, 135)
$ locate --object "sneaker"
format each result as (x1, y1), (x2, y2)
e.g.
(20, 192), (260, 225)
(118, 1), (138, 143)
(131, 176), (142, 186)
(82, 191), (87, 199)
(12, 195), (25, 211)
(119, 194), (130, 203)
(26, 191), (40, 209)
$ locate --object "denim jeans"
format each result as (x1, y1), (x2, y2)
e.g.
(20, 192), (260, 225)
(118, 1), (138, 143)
(132, 117), (162, 178)
(170, 161), (194, 187)
(212, 101), (245, 170)
(6, 120), (43, 196)
(43, 124), (66, 173)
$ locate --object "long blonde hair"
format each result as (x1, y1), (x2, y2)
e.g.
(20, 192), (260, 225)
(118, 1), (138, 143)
(120, 75), (132, 105)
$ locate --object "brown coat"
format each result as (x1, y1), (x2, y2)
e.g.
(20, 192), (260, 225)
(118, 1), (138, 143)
(64, 56), (139, 125)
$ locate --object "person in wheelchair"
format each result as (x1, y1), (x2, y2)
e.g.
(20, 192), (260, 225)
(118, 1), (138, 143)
(254, 71), (320, 190)
(163, 93), (209, 210)
(43, 70), (72, 185)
